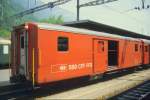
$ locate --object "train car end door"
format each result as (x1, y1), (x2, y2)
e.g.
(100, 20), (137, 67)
(19, 31), (28, 77)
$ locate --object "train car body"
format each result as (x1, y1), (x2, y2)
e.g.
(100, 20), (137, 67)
(141, 39), (150, 65)
(11, 22), (148, 85)
(0, 39), (10, 67)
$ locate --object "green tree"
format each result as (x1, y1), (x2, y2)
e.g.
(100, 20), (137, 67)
(40, 15), (64, 24)
(0, 0), (38, 38)
(0, 28), (10, 38)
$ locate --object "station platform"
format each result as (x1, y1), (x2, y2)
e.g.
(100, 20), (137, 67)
(37, 68), (150, 99)
(0, 69), (10, 82)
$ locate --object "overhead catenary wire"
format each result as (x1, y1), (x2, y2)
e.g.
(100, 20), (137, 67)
(79, 0), (118, 7)
(102, 5), (144, 24)
(135, 0), (150, 10)
(102, 4), (149, 35)
(77, 0), (118, 21)
(6, 0), (72, 19)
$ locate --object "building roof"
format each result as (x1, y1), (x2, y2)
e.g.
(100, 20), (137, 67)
(63, 20), (150, 40)
(0, 38), (11, 44)
(35, 22), (139, 41)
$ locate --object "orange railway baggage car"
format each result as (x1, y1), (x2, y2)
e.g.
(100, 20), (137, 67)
(141, 39), (150, 64)
(10, 22), (149, 85)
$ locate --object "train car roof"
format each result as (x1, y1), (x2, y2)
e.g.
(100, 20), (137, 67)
(63, 20), (150, 40)
(140, 39), (150, 44)
(32, 22), (140, 41)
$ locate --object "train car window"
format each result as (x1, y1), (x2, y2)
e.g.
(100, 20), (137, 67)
(3, 45), (9, 54)
(140, 45), (142, 51)
(21, 36), (24, 49)
(98, 41), (104, 52)
(145, 46), (148, 52)
(58, 37), (68, 51)
(135, 44), (138, 52)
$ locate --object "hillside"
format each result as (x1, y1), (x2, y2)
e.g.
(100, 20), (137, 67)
(12, 0), (75, 22)
(0, 0), (38, 38)
(0, 0), (72, 38)
(0, 1), (21, 38)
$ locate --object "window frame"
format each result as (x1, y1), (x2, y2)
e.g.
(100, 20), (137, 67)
(98, 41), (104, 52)
(145, 46), (148, 52)
(135, 44), (138, 52)
(21, 36), (24, 49)
(3, 45), (9, 55)
(57, 37), (69, 52)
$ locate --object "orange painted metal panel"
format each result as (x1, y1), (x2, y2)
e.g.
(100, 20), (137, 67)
(119, 40), (142, 68)
(37, 29), (93, 83)
(31, 27), (144, 84)
(11, 22), (148, 85)
(93, 39), (107, 74)
(143, 44), (149, 64)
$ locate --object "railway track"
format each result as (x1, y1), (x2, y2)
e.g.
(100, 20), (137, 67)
(0, 67), (149, 99)
(110, 80), (150, 100)
(0, 81), (33, 99)
(38, 68), (150, 99)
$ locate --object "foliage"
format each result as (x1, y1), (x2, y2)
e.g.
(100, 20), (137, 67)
(0, 28), (10, 38)
(0, 0), (64, 38)
(0, 0), (37, 38)
(40, 15), (64, 24)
